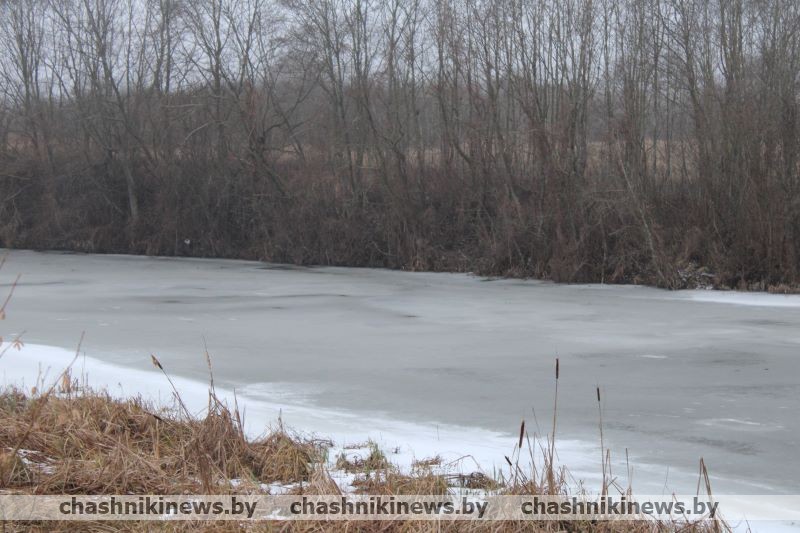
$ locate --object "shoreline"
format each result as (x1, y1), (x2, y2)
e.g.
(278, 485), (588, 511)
(1, 343), (600, 489)
(4, 246), (799, 295)
(1, 342), (776, 498)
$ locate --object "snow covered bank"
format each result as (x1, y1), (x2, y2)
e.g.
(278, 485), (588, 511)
(0, 343), (600, 486)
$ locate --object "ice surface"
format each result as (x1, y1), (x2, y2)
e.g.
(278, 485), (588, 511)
(1, 250), (799, 501)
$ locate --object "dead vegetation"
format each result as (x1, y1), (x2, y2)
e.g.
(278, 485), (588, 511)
(1, 0), (800, 291)
(0, 384), (726, 532)
(0, 386), (321, 495)
(411, 455), (443, 469)
(335, 442), (390, 474)
(350, 470), (450, 495)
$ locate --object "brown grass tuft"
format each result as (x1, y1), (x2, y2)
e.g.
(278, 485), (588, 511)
(250, 431), (317, 484)
(335, 442), (390, 474)
(0, 450), (32, 486)
(351, 471), (450, 495)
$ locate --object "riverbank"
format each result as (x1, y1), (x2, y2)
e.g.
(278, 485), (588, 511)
(0, 374), (724, 532)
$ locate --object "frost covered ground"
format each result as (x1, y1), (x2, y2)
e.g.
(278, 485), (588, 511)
(1, 249), (798, 501)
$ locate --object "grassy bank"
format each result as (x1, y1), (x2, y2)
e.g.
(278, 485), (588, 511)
(0, 378), (726, 532)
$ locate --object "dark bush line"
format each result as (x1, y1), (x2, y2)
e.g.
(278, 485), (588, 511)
(0, 148), (794, 292)
(2, 0), (799, 291)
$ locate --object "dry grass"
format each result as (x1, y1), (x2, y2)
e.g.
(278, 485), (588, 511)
(350, 471), (450, 495)
(0, 383), (728, 533)
(767, 283), (800, 294)
(335, 442), (390, 473)
(0, 385), (324, 495)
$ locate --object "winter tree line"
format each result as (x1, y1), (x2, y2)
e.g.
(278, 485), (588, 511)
(1, 0), (799, 289)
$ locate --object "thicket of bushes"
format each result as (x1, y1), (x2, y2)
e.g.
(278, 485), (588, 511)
(1, 0), (799, 289)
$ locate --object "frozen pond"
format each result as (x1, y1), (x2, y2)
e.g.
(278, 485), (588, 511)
(1, 249), (798, 498)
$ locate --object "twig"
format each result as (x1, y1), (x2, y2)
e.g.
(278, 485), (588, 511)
(150, 354), (191, 419)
